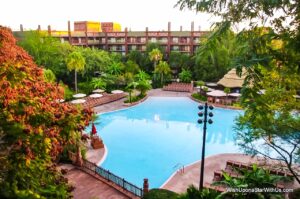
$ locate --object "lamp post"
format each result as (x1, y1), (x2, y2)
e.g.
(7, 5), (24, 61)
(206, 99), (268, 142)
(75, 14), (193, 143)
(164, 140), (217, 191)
(197, 102), (214, 190)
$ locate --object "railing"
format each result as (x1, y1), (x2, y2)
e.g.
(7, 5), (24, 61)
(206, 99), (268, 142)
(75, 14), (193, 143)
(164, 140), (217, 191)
(68, 151), (143, 198)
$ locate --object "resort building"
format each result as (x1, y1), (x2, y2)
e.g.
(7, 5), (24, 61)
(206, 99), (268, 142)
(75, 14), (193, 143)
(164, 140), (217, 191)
(16, 21), (210, 57)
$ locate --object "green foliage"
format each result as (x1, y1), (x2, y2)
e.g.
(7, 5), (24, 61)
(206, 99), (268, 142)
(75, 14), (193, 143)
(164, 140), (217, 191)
(177, 185), (220, 199)
(125, 60), (140, 74)
(78, 47), (113, 81)
(193, 26), (237, 81)
(196, 81), (205, 87)
(142, 189), (178, 199)
(191, 93), (207, 102)
(18, 31), (72, 83)
(146, 43), (165, 55)
(43, 69), (56, 83)
(224, 87), (230, 94)
(177, 0), (300, 184)
(149, 48), (163, 69)
(106, 62), (123, 75)
(169, 52), (191, 75)
(59, 81), (74, 101)
(124, 93), (146, 103)
(214, 164), (287, 199)
(78, 81), (94, 94)
(91, 78), (106, 89)
(136, 80), (152, 96)
(65, 50), (86, 93)
(179, 69), (192, 83)
(154, 61), (171, 86)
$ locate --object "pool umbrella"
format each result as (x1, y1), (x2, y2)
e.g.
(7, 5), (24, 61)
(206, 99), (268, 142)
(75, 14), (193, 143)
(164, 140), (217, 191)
(91, 123), (97, 135)
(89, 93), (103, 98)
(111, 90), (124, 94)
(71, 99), (86, 104)
(93, 89), (105, 93)
(73, 93), (86, 98)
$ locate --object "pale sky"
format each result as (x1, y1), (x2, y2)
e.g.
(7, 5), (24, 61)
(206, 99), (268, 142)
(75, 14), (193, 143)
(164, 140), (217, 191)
(1, 0), (220, 32)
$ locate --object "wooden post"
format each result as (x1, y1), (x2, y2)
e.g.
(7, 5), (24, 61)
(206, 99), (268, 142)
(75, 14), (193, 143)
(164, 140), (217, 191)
(75, 146), (83, 167)
(143, 178), (149, 194)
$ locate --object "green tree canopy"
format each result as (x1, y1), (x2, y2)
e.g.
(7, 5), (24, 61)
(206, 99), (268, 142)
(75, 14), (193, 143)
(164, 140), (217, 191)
(65, 50), (86, 93)
(149, 48), (163, 69)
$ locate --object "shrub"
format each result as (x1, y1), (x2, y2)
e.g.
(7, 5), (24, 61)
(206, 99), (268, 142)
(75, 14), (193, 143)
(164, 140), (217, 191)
(192, 93), (207, 101)
(142, 189), (178, 199)
(179, 69), (192, 83)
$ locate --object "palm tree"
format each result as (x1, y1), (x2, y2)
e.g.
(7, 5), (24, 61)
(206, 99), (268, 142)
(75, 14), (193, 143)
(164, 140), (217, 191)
(65, 51), (85, 93)
(155, 61), (171, 86)
(149, 48), (163, 69)
(107, 62), (123, 75)
(126, 81), (138, 103)
(136, 80), (152, 96)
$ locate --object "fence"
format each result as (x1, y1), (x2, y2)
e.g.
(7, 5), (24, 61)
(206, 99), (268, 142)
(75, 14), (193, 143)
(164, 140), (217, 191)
(69, 151), (143, 197)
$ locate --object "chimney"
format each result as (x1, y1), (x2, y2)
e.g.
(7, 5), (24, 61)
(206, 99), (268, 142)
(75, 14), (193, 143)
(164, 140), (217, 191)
(47, 25), (51, 36)
(125, 27), (128, 32)
(20, 24), (23, 32)
(198, 26), (201, 31)
(191, 21), (194, 31)
(38, 25), (41, 31)
(180, 26), (182, 31)
(168, 22), (171, 32)
(146, 27), (148, 32)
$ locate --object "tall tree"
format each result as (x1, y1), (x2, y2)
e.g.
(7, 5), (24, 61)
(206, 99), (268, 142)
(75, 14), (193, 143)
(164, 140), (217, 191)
(65, 51), (85, 93)
(18, 31), (72, 82)
(176, 0), (300, 183)
(154, 61), (171, 86)
(0, 26), (92, 198)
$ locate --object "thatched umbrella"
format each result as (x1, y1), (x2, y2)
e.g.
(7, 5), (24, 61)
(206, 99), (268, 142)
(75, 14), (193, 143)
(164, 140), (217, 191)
(217, 68), (247, 88)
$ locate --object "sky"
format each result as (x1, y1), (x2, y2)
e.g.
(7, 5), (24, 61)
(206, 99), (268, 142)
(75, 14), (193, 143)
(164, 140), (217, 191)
(1, 0), (220, 32)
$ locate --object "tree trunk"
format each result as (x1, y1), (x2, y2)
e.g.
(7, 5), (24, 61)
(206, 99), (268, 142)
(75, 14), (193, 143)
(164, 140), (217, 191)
(129, 91), (132, 103)
(75, 70), (78, 93)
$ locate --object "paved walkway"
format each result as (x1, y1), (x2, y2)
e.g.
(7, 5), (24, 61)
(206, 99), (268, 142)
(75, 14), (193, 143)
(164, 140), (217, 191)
(65, 166), (130, 199)
(161, 153), (300, 193)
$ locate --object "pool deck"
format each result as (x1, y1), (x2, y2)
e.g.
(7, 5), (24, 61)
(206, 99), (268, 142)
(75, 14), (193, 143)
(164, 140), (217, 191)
(161, 153), (300, 193)
(161, 153), (257, 193)
(64, 89), (299, 198)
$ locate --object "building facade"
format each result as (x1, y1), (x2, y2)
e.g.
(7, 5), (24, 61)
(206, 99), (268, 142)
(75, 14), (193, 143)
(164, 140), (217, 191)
(18, 21), (209, 57)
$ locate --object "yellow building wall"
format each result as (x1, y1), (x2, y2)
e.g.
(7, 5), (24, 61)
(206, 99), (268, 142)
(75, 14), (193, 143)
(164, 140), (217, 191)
(113, 23), (121, 31)
(86, 21), (101, 32)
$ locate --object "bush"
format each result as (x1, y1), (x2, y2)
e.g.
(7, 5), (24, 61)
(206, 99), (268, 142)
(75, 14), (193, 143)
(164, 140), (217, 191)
(192, 93), (207, 101)
(124, 94), (146, 103)
(78, 81), (94, 94)
(179, 69), (192, 83)
(143, 189), (178, 199)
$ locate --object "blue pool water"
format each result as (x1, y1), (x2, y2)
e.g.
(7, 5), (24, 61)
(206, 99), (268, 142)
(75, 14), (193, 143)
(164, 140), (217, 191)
(86, 97), (242, 188)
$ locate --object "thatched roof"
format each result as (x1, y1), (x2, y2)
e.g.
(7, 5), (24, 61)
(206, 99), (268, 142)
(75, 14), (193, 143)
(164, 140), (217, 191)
(217, 68), (247, 88)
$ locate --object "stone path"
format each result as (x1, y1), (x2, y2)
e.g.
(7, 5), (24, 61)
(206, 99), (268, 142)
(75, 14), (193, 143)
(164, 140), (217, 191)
(65, 167), (130, 199)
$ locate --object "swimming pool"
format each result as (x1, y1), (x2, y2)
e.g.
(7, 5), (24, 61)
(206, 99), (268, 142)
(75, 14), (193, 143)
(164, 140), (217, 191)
(86, 97), (242, 188)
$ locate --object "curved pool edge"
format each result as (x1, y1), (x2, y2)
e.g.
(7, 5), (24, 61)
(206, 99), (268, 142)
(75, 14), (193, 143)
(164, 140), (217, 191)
(98, 144), (108, 166)
(160, 153), (250, 190)
(189, 95), (243, 110)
